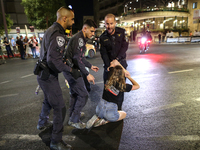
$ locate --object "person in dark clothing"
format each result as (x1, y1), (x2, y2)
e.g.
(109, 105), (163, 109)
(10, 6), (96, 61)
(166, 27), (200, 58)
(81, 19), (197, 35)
(63, 19), (99, 129)
(100, 13), (129, 110)
(3, 37), (14, 58)
(36, 6), (74, 150)
(16, 35), (25, 60)
(86, 60), (140, 129)
(158, 33), (161, 43)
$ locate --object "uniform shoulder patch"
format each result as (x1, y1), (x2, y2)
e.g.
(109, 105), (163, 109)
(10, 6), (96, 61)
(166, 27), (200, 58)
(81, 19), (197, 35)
(78, 38), (84, 47)
(56, 36), (65, 47)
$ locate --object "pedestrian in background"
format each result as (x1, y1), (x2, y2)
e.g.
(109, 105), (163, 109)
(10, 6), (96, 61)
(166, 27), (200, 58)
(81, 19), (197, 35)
(63, 19), (99, 129)
(11, 37), (17, 54)
(28, 36), (37, 58)
(16, 35), (25, 60)
(3, 37), (14, 58)
(36, 6), (74, 150)
(86, 59), (140, 129)
(0, 40), (6, 64)
(158, 33), (161, 44)
(100, 13), (129, 110)
(23, 36), (29, 57)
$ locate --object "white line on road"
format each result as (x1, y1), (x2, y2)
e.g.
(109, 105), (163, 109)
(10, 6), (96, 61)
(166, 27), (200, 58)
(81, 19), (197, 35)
(0, 80), (12, 85)
(1, 134), (76, 142)
(168, 69), (193, 74)
(142, 102), (184, 114)
(0, 93), (18, 98)
(21, 74), (34, 78)
(141, 135), (200, 141)
(195, 97), (200, 101)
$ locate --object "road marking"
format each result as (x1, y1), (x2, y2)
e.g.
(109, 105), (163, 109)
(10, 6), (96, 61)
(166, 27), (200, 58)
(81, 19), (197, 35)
(142, 102), (184, 114)
(21, 74), (34, 78)
(195, 97), (200, 101)
(0, 102), (36, 118)
(168, 69), (193, 74)
(0, 93), (18, 98)
(132, 74), (159, 78)
(140, 135), (200, 141)
(1, 134), (76, 141)
(0, 80), (12, 84)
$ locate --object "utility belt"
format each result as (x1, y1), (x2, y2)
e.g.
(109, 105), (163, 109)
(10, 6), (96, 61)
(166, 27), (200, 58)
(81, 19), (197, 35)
(33, 60), (50, 80)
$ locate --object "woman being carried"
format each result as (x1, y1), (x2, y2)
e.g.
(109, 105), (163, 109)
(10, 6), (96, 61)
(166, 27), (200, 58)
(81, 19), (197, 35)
(86, 60), (140, 129)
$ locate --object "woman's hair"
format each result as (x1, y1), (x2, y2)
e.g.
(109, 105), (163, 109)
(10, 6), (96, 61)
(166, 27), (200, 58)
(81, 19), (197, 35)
(105, 65), (126, 92)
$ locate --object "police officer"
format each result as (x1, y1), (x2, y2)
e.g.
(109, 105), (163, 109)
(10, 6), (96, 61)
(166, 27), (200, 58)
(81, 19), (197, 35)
(36, 6), (74, 150)
(63, 19), (99, 129)
(100, 13), (129, 110)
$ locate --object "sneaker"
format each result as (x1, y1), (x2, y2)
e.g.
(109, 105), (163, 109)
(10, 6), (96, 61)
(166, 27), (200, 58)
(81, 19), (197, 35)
(86, 115), (99, 129)
(69, 121), (86, 129)
(93, 119), (107, 127)
(50, 140), (73, 150)
(37, 121), (53, 130)
(68, 120), (72, 126)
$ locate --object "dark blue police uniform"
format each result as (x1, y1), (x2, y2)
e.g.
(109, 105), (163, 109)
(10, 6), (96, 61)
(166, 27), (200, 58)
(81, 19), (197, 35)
(100, 27), (129, 110)
(63, 31), (92, 123)
(37, 22), (71, 144)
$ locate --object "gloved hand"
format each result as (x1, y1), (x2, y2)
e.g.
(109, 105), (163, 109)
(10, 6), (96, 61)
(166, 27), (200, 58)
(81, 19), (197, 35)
(70, 68), (81, 79)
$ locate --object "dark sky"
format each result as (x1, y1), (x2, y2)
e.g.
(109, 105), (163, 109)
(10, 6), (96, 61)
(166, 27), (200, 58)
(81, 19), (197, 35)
(65, 0), (94, 20)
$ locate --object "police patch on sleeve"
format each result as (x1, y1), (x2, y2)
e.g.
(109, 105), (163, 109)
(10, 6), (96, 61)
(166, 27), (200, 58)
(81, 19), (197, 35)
(56, 36), (65, 47)
(78, 38), (84, 47)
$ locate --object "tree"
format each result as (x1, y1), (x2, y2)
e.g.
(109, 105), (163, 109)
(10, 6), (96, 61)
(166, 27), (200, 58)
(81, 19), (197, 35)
(21, 0), (65, 29)
(0, 13), (13, 36)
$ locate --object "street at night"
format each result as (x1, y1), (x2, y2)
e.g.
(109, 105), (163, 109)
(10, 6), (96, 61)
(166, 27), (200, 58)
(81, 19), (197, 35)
(1, 43), (200, 150)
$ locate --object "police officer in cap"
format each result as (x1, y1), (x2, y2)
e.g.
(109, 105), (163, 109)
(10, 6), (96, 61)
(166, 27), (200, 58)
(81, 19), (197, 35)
(63, 19), (99, 129)
(36, 6), (74, 150)
(100, 13), (129, 110)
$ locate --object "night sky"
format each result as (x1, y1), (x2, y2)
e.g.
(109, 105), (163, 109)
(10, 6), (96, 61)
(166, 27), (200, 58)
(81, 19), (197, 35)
(65, 0), (94, 20)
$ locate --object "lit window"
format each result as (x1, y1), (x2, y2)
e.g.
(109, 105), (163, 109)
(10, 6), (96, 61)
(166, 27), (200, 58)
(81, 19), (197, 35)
(193, 2), (197, 9)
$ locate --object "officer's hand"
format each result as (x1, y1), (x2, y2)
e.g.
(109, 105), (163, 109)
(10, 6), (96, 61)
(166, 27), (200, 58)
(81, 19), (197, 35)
(91, 65), (99, 72)
(87, 74), (95, 85)
(70, 68), (81, 79)
(110, 59), (120, 67)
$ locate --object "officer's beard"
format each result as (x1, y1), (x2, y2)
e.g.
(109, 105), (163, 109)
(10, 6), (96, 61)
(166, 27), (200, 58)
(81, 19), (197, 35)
(66, 26), (72, 30)
(107, 28), (115, 35)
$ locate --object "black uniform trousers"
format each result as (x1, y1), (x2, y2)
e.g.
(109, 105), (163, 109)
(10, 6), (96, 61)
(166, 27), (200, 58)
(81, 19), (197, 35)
(63, 72), (88, 123)
(37, 74), (66, 143)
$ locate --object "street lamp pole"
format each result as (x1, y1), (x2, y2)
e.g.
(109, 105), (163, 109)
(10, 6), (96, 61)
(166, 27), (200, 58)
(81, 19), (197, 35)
(1, 0), (8, 39)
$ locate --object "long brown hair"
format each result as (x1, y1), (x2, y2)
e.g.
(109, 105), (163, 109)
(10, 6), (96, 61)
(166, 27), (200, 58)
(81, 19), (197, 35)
(105, 65), (126, 92)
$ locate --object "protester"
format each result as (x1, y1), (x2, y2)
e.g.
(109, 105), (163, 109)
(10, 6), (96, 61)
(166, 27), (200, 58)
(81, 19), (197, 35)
(28, 36), (37, 58)
(3, 37), (14, 58)
(100, 13), (129, 110)
(36, 6), (74, 150)
(11, 37), (17, 54)
(63, 19), (99, 129)
(0, 41), (6, 64)
(16, 35), (25, 60)
(86, 59), (140, 129)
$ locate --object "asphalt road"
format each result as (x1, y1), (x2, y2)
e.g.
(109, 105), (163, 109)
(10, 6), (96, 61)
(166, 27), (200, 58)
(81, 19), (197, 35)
(0, 43), (200, 150)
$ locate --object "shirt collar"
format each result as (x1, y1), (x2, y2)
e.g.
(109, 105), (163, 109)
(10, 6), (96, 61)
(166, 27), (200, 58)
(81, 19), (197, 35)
(54, 22), (65, 34)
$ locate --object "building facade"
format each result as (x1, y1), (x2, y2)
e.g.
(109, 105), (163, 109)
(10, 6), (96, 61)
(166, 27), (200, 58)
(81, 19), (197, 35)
(93, 0), (200, 36)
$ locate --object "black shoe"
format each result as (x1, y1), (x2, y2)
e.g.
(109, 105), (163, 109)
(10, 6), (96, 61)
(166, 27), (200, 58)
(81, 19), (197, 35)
(37, 121), (53, 130)
(50, 140), (73, 150)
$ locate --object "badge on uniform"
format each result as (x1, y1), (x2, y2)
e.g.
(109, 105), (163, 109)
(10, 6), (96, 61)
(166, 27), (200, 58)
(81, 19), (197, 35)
(56, 36), (65, 47)
(78, 38), (84, 47)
